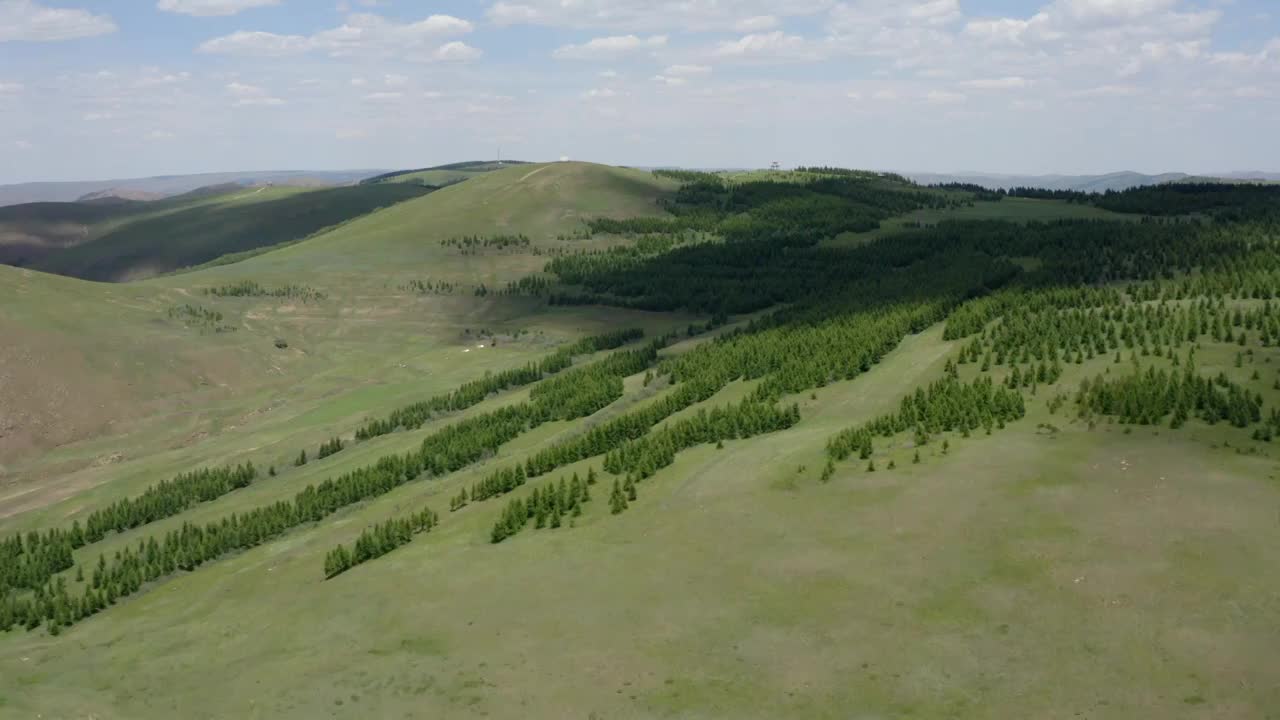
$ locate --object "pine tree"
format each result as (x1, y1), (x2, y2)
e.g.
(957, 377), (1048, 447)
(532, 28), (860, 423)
(820, 459), (835, 482)
(609, 480), (627, 514)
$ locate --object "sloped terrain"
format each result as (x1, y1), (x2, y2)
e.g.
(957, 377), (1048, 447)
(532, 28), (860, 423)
(1, 167), (1278, 719)
(363, 160), (531, 188)
(21, 184), (432, 281)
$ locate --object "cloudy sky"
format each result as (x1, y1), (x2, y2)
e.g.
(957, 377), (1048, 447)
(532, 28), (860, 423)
(0, 0), (1276, 183)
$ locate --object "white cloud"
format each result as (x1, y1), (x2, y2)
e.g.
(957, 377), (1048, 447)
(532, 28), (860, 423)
(963, 17), (1033, 45)
(0, 0), (116, 42)
(1211, 38), (1280, 70)
(960, 76), (1030, 90)
(830, 0), (961, 33)
(13, 139), (33, 150)
(925, 89), (966, 104)
(713, 31), (821, 62)
(487, 1), (831, 32)
(651, 75), (686, 87)
(826, 0), (960, 61)
(383, 73), (408, 87)
(664, 64), (712, 76)
(363, 91), (404, 102)
(582, 87), (619, 98)
(965, 0), (1218, 48)
(598, 69), (620, 78)
(553, 34), (667, 60)
(433, 41), (482, 61)
(0, 81), (22, 93)
(335, 128), (367, 140)
(135, 71), (191, 87)
(1054, 0), (1178, 26)
(735, 15), (778, 32)
(226, 81), (285, 106)
(156, 0), (279, 17)
(1070, 83), (1141, 98)
(83, 111), (115, 121)
(198, 30), (309, 56)
(199, 12), (474, 59)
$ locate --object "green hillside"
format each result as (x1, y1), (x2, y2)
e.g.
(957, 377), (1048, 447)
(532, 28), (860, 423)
(362, 160), (531, 188)
(2, 166), (1279, 719)
(24, 183), (432, 281)
(0, 185), (247, 269)
(170, 162), (678, 291)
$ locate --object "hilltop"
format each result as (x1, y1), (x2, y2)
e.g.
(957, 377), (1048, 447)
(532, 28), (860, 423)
(361, 160), (533, 187)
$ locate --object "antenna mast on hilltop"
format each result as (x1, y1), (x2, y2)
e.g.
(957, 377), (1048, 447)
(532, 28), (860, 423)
(497, 147), (503, 166)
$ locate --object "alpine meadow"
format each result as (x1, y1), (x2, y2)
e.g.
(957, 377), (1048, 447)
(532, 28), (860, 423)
(3, 1), (1280, 719)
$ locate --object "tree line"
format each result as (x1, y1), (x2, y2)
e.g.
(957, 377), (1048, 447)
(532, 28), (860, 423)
(324, 506), (439, 579)
(354, 327), (644, 440)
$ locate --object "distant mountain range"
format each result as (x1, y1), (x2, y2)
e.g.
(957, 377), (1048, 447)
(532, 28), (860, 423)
(0, 170), (388, 207)
(902, 171), (1280, 192)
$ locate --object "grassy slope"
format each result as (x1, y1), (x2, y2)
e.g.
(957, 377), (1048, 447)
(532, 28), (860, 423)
(0, 185), (247, 268)
(171, 162), (675, 291)
(0, 264), (282, 474)
(32, 184), (433, 281)
(368, 160), (527, 187)
(2, 166), (1277, 718)
(1, 321), (1276, 719)
(0, 162), (689, 500)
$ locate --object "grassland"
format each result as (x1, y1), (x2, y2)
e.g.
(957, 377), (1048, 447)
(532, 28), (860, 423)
(1, 163), (1277, 719)
(2, 319), (1276, 719)
(0, 163), (683, 486)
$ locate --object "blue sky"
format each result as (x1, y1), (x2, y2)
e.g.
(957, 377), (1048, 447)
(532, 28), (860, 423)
(0, 0), (1277, 183)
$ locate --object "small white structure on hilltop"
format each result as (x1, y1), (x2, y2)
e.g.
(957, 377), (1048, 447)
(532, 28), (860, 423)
(559, 155), (571, 162)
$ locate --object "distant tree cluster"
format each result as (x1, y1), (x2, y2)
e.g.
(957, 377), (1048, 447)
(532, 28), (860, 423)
(354, 328), (644, 441)
(317, 437), (345, 460)
(1076, 365), (1262, 428)
(0, 462), (257, 598)
(323, 506), (438, 578)
(400, 278), (459, 295)
(440, 234), (532, 254)
(490, 472), (595, 543)
(1093, 183), (1280, 221)
(166, 304), (236, 333)
(204, 280), (326, 303)
(827, 374), (1025, 462)
(652, 169), (723, 184)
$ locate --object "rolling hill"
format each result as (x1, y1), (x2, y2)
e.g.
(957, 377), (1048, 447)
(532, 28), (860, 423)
(0, 169), (387, 207)
(2, 183), (433, 281)
(361, 160), (532, 188)
(1, 164), (1278, 719)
